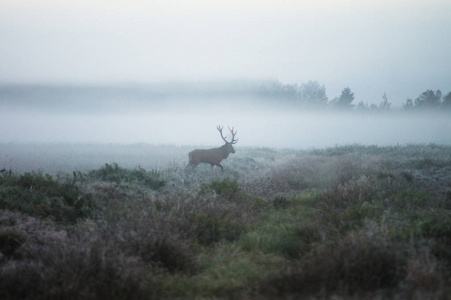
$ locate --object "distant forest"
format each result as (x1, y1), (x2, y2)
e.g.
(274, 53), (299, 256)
(246, 80), (451, 111)
(1, 80), (450, 112)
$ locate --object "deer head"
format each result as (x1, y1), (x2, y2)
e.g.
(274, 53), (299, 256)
(217, 125), (238, 154)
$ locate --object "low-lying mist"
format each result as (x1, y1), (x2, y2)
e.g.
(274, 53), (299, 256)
(1, 97), (450, 148)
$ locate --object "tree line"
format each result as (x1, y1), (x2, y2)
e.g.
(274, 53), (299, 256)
(259, 80), (451, 111)
(1, 81), (450, 111)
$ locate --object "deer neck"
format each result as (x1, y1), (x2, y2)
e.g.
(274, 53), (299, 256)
(220, 143), (231, 158)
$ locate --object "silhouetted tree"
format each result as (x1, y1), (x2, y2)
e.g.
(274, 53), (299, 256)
(442, 91), (451, 109)
(333, 87), (355, 109)
(355, 101), (368, 111)
(403, 98), (414, 110)
(414, 89), (442, 109)
(297, 81), (328, 106)
(258, 80), (296, 99)
(379, 92), (391, 110)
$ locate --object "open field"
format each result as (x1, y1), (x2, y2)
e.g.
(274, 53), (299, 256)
(1, 143), (451, 298)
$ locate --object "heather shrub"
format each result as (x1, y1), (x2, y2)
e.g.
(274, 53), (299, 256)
(418, 211), (451, 240)
(88, 163), (165, 190)
(312, 144), (381, 156)
(240, 227), (301, 259)
(0, 211), (165, 299)
(1, 144), (451, 299)
(187, 212), (244, 246)
(404, 248), (450, 294)
(295, 225), (322, 255)
(239, 192), (319, 259)
(0, 239), (155, 299)
(265, 157), (337, 192)
(415, 211), (451, 266)
(260, 234), (408, 297)
(272, 195), (290, 209)
(311, 173), (442, 237)
(255, 224), (321, 259)
(0, 229), (26, 259)
(107, 219), (197, 273)
(0, 172), (96, 224)
(248, 154), (373, 199)
(201, 177), (240, 199)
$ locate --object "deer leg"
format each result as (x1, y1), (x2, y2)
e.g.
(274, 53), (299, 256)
(187, 161), (198, 169)
(216, 163), (224, 172)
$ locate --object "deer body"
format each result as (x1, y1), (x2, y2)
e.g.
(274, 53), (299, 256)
(187, 126), (238, 171)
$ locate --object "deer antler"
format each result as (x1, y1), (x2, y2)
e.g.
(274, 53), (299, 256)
(217, 125), (238, 144)
(217, 125), (228, 143)
(228, 126), (238, 144)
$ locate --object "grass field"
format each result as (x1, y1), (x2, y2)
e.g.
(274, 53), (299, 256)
(1, 143), (451, 298)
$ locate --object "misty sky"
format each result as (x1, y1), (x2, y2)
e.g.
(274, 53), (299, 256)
(1, 0), (451, 105)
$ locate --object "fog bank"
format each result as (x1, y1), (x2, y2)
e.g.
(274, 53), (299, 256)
(1, 100), (450, 148)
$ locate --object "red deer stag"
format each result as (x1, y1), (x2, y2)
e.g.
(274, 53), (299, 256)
(187, 126), (238, 171)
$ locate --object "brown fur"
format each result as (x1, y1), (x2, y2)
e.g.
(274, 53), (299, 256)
(187, 126), (238, 171)
(187, 143), (235, 171)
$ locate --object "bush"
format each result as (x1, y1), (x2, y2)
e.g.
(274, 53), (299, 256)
(272, 195), (290, 209)
(260, 234), (407, 297)
(0, 239), (155, 299)
(0, 211), (179, 299)
(88, 163), (165, 190)
(311, 173), (444, 237)
(201, 178), (240, 199)
(260, 225), (321, 260)
(187, 213), (244, 246)
(404, 248), (450, 294)
(0, 229), (27, 259)
(110, 220), (197, 273)
(0, 172), (97, 224)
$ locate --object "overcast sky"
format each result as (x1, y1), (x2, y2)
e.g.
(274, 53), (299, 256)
(1, 0), (450, 105)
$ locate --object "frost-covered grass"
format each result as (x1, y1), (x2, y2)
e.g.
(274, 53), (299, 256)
(1, 144), (451, 299)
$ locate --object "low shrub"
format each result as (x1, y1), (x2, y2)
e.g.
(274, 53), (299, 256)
(187, 213), (244, 246)
(201, 178), (240, 199)
(311, 174), (444, 237)
(0, 229), (27, 259)
(0, 172), (96, 224)
(110, 220), (197, 273)
(0, 239), (155, 299)
(404, 248), (450, 294)
(88, 163), (165, 190)
(262, 225), (321, 259)
(260, 234), (407, 297)
(239, 192), (319, 260)
(0, 211), (180, 299)
(272, 195), (290, 209)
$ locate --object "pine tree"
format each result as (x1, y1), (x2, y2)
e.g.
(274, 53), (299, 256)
(334, 87), (355, 109)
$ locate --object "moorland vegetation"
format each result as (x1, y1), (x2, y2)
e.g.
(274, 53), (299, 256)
(1, 144), (451, 299)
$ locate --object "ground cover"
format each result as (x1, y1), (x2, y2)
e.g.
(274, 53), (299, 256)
(1, 144), (450, 299)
